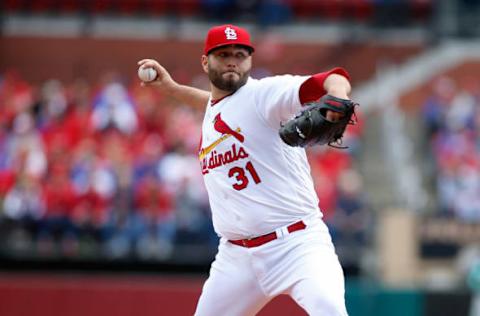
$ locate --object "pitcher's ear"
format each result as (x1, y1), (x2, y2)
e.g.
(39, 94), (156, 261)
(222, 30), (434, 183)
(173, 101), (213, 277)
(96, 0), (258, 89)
(201, 55), (209, 73)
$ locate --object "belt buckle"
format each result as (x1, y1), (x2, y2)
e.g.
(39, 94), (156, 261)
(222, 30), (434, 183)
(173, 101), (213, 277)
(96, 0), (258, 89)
(275, 226), (289, 240)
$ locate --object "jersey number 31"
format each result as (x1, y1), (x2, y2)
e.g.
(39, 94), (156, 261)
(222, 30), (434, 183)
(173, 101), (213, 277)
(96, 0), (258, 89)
(228, 161), (261, 191)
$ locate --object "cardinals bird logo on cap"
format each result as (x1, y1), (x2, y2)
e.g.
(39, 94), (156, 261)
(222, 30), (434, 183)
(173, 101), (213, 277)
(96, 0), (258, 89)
(225, 27), (238, 40)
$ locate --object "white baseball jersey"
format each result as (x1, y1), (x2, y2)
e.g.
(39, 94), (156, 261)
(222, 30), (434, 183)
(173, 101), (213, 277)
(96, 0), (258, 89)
(199, 75), (323, 240)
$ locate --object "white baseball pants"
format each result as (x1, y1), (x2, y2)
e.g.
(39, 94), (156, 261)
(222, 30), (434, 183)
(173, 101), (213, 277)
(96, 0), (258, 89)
(194, 218), (348, 316)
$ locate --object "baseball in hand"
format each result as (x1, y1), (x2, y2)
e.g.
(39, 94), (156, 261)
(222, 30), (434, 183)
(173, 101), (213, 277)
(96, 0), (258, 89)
(138, 67), (157, 82)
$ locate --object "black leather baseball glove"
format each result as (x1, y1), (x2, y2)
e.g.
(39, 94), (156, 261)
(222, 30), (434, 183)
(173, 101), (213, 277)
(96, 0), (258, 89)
(279, 95), (358, 148)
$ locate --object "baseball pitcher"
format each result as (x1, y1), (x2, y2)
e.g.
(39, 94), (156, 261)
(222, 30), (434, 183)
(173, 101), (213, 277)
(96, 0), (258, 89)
(138, 24), (357, 316)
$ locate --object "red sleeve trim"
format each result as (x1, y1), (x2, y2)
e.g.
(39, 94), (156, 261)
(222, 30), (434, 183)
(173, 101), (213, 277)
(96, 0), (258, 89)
(299, 67), (350, 105)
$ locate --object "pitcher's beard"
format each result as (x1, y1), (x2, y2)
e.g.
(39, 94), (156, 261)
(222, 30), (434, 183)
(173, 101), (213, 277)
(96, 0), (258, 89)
(208, 68), (249, 93)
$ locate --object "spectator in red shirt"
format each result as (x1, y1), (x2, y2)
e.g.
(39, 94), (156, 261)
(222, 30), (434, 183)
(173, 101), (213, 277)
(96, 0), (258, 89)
(134, 174), (175, 259)
(37, 163), (78, 255)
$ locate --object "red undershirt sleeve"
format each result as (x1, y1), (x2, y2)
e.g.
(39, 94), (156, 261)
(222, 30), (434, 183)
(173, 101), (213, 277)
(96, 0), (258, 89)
(298, 67), (350, 105)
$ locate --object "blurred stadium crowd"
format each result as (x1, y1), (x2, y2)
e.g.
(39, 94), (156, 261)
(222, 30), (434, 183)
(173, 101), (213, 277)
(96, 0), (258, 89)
(0, 71), (207, 260)
(422, 76), (480, 223)
(0, 68), (368, 266)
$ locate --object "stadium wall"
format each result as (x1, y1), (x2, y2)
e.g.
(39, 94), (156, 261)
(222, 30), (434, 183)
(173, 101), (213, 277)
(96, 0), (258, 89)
(1, 36), (424, 84)
(0, 273), (471, 316)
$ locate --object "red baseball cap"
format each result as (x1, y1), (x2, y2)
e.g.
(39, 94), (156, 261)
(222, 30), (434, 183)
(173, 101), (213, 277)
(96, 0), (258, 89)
(204, 24), (255, 55)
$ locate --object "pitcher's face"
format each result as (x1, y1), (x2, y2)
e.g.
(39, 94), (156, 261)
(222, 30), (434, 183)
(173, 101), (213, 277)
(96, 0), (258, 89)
(202, 45), (252, 93)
